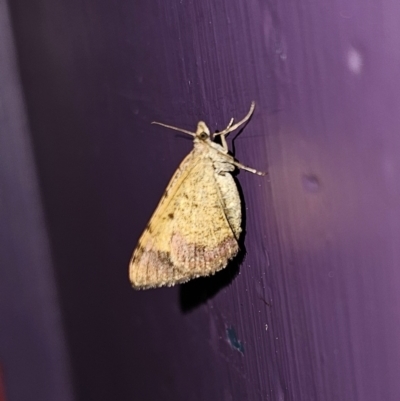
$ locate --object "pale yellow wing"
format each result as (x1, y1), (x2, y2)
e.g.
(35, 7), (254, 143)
(129, 152), (240, 289)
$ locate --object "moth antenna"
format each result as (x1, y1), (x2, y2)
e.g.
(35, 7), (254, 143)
(214, 101), (255, 138)
(151, 121), (195, 137)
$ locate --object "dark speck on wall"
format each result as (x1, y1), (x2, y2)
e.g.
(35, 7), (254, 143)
(226, 327), (244, 354)
(302, 174), (321, 193)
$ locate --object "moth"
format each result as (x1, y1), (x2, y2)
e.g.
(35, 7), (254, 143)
(129, 102), (265, 289)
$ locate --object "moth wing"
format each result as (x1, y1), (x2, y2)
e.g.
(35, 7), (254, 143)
(129, 152), (240, 289)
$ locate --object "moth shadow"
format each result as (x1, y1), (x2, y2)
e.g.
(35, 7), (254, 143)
(179, 175), (248, 312)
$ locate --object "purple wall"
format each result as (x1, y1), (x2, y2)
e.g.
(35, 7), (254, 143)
(3, 0), (400, 399)
(0, 2), (74, 401)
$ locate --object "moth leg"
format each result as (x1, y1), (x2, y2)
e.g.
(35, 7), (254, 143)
(218, 118), (234, 151)
(220, 133), (228, 151)
(224, 118), (234, 131)
(214, 161), (235, 175)
(214, 102), (255, 139)
(232, 160), (266, 176)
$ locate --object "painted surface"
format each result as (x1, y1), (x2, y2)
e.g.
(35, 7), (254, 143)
(0, 2), (75, 400)
(5, 0), (400, 399)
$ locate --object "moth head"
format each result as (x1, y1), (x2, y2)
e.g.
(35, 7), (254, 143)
(151, 101), (256, 146)
(195, 122), (211, 142)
